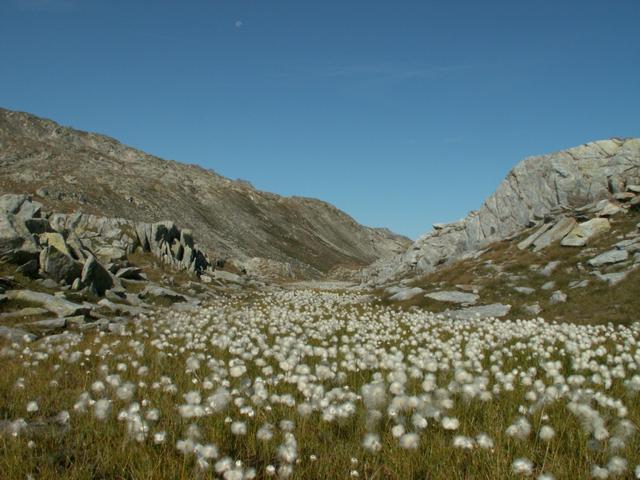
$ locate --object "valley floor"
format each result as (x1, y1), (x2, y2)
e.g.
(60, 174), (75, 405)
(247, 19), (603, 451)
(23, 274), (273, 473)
(1, 289), (639, 479)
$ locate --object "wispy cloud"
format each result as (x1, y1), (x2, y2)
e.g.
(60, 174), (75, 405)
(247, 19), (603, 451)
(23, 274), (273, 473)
(235, 20), (244, 29)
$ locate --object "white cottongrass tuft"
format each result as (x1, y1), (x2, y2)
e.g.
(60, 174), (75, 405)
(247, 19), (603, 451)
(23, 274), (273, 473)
(230, 421), (247, 436)
(476, 433), (494, 449)
(452, 435), (475, 449)
(539, 425), (555, 441)
(442, 417), (459, 430)
(93, 399), (111, 420)
(512, 458), (534, 476)
(399, 432), (419, 449)
(362, 433), (382, 452)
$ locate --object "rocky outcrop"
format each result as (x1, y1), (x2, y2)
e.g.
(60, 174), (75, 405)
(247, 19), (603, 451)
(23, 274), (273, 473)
(0, 194), (213, 288)
(0, 108), (410, 279)
(366, 138), (640, 283)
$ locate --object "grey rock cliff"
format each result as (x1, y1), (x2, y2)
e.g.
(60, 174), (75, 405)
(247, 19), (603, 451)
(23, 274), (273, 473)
(366, 138), (640, 283)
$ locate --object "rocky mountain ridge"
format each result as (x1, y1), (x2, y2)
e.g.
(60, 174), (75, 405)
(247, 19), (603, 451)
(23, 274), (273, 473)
(365, 137), (640, 284)
(0, 108), (410, 279)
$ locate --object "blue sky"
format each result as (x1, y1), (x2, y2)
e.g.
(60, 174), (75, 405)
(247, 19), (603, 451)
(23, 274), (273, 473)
(1, 0), (639, 239)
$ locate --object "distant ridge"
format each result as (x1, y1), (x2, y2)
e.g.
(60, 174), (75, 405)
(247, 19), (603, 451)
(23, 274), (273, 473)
(0, 108), (410, 279)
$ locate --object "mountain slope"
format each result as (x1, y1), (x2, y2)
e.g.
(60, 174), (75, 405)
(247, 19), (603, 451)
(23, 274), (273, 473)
(365, 138), (640, 283)
(0, 108), (410, 278)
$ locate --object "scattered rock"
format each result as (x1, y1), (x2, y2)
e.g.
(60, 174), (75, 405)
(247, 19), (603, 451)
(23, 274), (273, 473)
(95, 246), (127, 264)
(614, 238), (640, 249)
(532, 217), (577, 252)
(613, 192), (636, 202)
(4, 290), (91, 317)
(517, 224), (552, 250)
(524, 303), (542, 315)
(115, 266), (144, 280)
(540, 261), (561, 276)
(212, 270), (244, 285)
(22, 318), (67, 334)
(139, 285), (195, 304)
(513, 286), (535, 295)
(455, 284), (479, 293)
(587, 249), (629, 267)
(39, 232), (72, 257)
(16, 259), (39, 277)
(0, 194), (42, 219)
(39, 278), (60, 289)
(105, 288), (127, 301)
(0, 307), (49, 320)
(541, 281), (556, 291)
(80, 254), (114, 296)
(593, 270), (631, 286)
(0, 325), (36, 342)
(569, 279), (589, 289)
(425, 291), (479, 305)
(561, 218), (610, 247)
(39, 245), (82, 285)
(549, 291), (567, 304)
(389, 287), (424, 301)
(0, 212), (40, 264)
(594, 200), (624, 217)
(97, 299), (150, 317)
(445, 303), (511, 320)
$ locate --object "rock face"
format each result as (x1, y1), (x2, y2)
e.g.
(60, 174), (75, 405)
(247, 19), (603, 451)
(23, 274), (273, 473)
(0, 108), (410, 279)
(366, 138), (640, 283)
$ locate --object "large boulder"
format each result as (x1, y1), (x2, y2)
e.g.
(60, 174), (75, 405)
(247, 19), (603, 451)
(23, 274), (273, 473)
(0, 325), (36, 342)
(40, 232), (72, 257)
(95, 245), (127, 264)
(445, 303), (511, 320)
(588, 249), (629, 267)
(561, 218), (611, 247)
(388, 287), (424, 301)
(531, 217), (577, 252)
(425, 291), (479, 305)
(0, 194), (42, 219)
(81, 254), (114, 296)
(39, 246), (83, 285)
(4, 290), (91, 317)
(0, 212), (40, 264)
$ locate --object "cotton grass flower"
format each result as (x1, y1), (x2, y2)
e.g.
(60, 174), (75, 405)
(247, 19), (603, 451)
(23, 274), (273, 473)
(230, 421), (247, 435)
(512, 458), (534, 476)
(452, 435), (474, 449)
(399, 432), (419, 449)
(539, 425), (555, 441)
(362, 433), (382, 452)
(442, 417), (459, 430)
